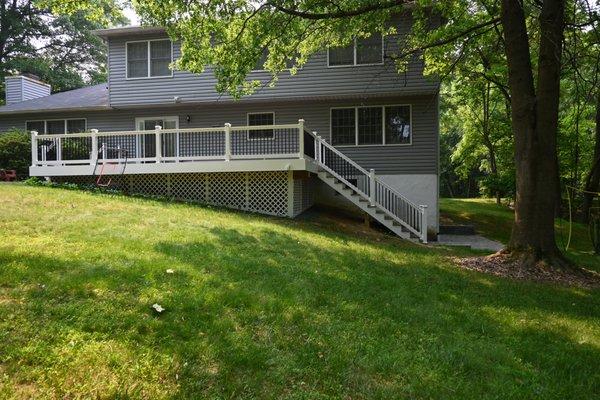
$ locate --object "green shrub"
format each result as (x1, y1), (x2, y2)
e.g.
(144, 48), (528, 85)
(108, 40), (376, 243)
(0, 129), (30, 178)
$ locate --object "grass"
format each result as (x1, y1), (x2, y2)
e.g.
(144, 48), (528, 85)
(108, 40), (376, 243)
(0, 184), (598, 399)
(440, 198), (600, 272)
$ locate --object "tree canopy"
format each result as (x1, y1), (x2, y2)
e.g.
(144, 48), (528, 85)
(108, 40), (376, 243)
(0, 0), (127, 103)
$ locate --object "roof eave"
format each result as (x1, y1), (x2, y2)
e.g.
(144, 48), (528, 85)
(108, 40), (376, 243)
(92, 26), (166, 39)
(0, 106), (113, 116)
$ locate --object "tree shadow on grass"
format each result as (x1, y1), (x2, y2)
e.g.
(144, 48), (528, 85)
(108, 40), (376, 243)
(0, 225), (599, 399)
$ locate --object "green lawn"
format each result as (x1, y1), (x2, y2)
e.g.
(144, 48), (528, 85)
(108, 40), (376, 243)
(0, 184), (598, 399)
(440, 198), (600, 272)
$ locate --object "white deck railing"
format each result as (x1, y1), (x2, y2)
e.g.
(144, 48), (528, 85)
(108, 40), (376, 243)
(31, 120), (309, 167)
(305, 131), (428, 243)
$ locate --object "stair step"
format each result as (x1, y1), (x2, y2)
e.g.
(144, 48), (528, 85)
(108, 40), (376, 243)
(358, 199), (368, 202)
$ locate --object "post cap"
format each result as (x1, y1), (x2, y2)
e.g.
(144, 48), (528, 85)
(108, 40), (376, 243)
(224, 122), (232, 127)
(90, 129), (99, 134)
(30, 130), (38, 135)
(155, 125), (162, 130)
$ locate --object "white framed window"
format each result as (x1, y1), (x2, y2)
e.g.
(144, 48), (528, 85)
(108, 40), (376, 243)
(135, 116), (179, 158)
(26, 118), (87, 134)
(330, 105), (412, 146)
(135, 116), (179, 131)
(328, 34), (384, 67)
(247, 112), (275, 140)
(126, 39), (173, 79)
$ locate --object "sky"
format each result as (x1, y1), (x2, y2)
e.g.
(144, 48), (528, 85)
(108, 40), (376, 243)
(124, 6), (140, 25)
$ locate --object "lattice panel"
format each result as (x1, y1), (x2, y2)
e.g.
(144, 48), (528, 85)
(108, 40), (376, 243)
(52, 171), (293, 218)
(248, 171), (288, 216)
(207, 172), (248, 211)
(130, 174), (170, 197)
(171, 173), (207, 202)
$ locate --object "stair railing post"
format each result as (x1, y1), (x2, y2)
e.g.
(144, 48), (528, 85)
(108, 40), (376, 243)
(313, 131), (319, 163)
(420, 205), (428, 243)
(298, 119), (305, 159)
(30, 130), (38, 166)
(90, 129), (98, 165)
(369, 169), (376, 206)
(224, 123), (231, 161)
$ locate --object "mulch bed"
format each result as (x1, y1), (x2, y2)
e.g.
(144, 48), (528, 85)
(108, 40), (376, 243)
(453, 253), (600, 289)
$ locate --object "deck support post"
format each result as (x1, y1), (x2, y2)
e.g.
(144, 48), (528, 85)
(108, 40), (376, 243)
(420, 205), (428, 243)
(298, 119), (305, 159)
(224, 123), (231, 161)
(155, 125), (162, 163)
(369, 169), (376, 206)
(30, 131), (38, 166)
(90, 129), (98, 165)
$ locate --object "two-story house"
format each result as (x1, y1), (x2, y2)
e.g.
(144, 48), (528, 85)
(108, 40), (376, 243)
(0, 13), (439, 242)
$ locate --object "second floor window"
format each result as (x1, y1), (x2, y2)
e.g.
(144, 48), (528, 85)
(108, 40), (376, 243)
(127, 40), (172, 79)
(328, 34), (383, 67)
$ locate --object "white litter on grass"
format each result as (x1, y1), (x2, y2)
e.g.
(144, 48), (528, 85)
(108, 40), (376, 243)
(152, 303), (165, 313)
(166, 269), (174, 274)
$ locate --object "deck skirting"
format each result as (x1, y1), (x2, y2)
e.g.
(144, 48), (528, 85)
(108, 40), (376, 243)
(52, 171), (315, 218)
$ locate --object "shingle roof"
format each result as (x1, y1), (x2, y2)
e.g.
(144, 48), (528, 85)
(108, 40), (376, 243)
(0, 83), (110, 115)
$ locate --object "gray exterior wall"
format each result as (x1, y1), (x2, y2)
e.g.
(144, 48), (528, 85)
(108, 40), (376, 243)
(107, 13), (438, 107)
(0, 94), (438, 174)
(5, 76), (51, 105)
(5, 78), (22, 105)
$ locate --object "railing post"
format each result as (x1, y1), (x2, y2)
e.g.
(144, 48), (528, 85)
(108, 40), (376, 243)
(420, 205), (428, 244)
(313, 131), (319, 163)
(155, 125), (162, 163)
(224, 123), (231, 161)
(369, 169), (376, 206)
(298, 119), (305, 159)
(90, 129), (98, 165)
(30, 131), (38, 166)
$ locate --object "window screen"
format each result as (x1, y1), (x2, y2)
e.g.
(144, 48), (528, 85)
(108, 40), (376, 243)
(331, 108), (356, 145)
(356, 34), (383, 65)
(248, 113), (274, 140)
(150, 40), (172, 77)
(328, 44), (354, 66)
(358, 107), (383, 145)
(26, 121), (45, 134)
(67, 119), (86, 133)
(46, 120), (65, 135)
(385, 106), (411, 144)
(127, 42), (149, 78)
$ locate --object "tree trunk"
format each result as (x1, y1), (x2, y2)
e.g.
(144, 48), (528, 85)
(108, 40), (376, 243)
(501, 0), (568, 266)
(582, 93), (600, 222)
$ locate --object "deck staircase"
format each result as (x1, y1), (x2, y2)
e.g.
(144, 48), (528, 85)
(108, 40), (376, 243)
(304, 131), (428, 243)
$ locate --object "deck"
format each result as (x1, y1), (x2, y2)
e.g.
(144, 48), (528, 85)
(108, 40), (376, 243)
(29, 120), (318, 177)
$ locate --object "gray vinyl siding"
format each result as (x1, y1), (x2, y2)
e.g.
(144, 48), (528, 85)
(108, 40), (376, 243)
(0, 94), (437, 174)
(5, 78), (22, 105)
(107, 14), (438, 107)
(5, 77), (50, 104)
(22, 80), (50, 101)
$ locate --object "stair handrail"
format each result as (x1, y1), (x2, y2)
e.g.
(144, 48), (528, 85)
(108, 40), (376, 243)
(309, 131), (427, 242)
